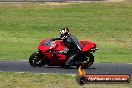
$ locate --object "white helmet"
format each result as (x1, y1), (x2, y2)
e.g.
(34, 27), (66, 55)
(60, 28), (70, 40)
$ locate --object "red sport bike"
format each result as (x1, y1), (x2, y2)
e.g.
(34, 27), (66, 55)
(29, 38), (98, 69)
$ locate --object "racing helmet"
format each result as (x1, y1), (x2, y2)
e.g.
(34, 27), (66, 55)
(60, 28), (70, 40)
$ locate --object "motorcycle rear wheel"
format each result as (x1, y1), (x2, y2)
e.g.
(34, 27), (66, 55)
(29, 51), (45, 67)
(76, 53), (94, 69)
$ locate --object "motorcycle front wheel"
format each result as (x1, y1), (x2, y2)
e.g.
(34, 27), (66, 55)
(29, 51), (45, 67)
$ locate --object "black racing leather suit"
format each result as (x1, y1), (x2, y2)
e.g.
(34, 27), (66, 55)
(52, 34), (82, 66)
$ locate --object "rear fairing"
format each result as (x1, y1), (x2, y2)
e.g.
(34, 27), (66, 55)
(80, 41), (96, 52)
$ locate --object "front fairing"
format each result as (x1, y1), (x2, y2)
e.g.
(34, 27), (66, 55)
(38, 38), (67, 66)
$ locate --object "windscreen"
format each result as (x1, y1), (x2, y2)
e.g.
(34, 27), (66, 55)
(42, 39), (55, 46)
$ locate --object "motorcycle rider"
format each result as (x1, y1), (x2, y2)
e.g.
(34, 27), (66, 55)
(51, 28), (82, 68)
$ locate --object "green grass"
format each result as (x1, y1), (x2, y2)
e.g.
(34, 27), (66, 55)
(0, 72), (131, 88)
(0, 1), (132, 88)
(0, 1), (132, 62)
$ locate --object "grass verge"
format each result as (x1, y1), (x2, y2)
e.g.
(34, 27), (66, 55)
(0, 72), (132, 88)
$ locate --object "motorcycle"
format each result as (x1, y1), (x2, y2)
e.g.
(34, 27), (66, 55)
(29, 38), (98, 69)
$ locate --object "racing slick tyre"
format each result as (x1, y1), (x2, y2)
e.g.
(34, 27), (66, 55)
(29, 51), (45, 67)
(76, 53), (94, 69)
(86, 53), (94, 68)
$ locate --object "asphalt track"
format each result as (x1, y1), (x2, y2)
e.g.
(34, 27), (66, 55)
(0, 61), (132, 75)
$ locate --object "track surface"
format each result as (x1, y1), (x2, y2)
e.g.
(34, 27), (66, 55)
(0, 61), (132, 75)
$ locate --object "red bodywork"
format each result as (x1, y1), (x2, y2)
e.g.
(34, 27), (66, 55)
(38, 38), (96, 66)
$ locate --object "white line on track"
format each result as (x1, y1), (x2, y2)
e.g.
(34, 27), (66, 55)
(15, 71), (76, 76)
